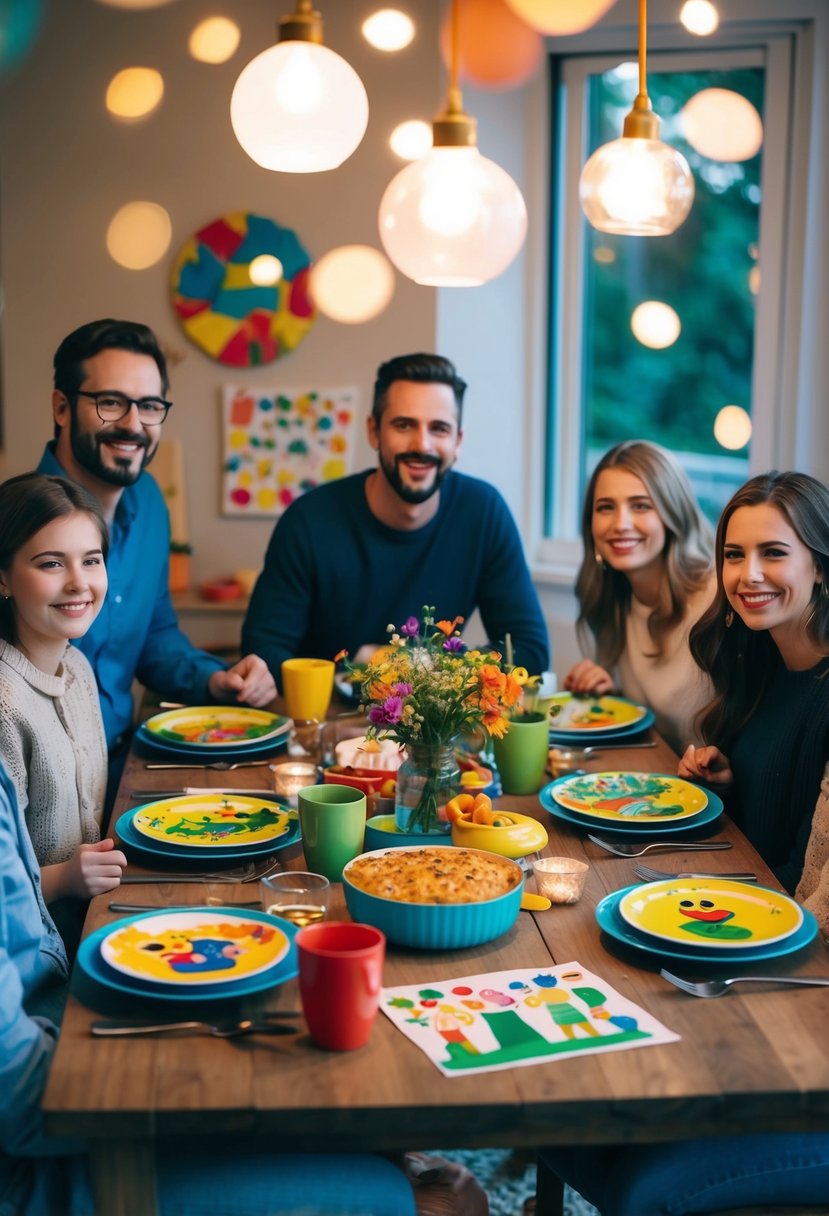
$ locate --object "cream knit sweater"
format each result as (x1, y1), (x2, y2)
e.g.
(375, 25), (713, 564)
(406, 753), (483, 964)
(796, 760), (829, 938)
(616, 577), (716, 754)
(0, 640), (106, 866)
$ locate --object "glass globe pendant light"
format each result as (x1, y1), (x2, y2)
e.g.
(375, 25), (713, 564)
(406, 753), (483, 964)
(579, 0), (694, 236)
(378, 0), (527, 286)
(231, 1), (368, 173)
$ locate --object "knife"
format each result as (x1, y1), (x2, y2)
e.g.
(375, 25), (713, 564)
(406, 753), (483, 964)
(129, 788), (285, 799)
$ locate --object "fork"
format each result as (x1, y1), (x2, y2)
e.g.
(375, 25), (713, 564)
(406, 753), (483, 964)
(587, 833), (732, 858)
(144, 760), (272, 771)
(91, 1015), (301, 1038)
(119, 857), (281, 884)
(633, 863), (757, 883)
(660, 968), (829, 998)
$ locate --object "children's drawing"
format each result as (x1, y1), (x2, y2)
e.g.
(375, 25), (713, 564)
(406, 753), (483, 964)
(381, 963), (680, 1077)
(222, 384), (358, 517)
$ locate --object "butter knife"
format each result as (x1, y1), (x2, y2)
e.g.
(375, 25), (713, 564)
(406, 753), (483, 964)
(109, 900), (262, 912)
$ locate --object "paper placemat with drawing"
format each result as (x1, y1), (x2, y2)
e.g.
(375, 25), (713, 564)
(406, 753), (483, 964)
(381, 962), (679, 1077)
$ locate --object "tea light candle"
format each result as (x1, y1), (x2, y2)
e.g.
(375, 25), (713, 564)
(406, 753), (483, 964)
(532, 856), (589, 904)
(272, 761), (318, 804)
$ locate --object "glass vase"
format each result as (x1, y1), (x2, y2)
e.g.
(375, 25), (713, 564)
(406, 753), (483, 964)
(394, 741), (460, 835)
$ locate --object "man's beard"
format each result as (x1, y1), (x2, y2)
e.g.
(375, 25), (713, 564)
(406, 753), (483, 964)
(378, 451), (450, 505)
(70, 416), (154, 487)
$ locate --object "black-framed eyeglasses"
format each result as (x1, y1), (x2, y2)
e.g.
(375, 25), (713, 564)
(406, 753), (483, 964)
(76, 390), (173, 425)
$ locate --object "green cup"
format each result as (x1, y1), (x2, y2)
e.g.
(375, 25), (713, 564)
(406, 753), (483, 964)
(491, 711), (550, 795)
(298, 784), (367, 881)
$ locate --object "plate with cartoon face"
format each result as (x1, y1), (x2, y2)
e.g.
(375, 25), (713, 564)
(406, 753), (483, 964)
(132, 794), (293, 850)
(548, 772), (708, 825)
(618, 878), (803, 949)
(545, 693), (650, 736)
(100, 908), (291, 986)
(142, 706), (290, 749)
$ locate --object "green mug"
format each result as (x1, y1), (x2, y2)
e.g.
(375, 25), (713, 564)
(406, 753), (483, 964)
(491, 711), (550, 796)
(298, 784), (367, 881)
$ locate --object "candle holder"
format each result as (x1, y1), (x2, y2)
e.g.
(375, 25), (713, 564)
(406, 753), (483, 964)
(271, 760), (319, 806)
(532, 856), (589, 904)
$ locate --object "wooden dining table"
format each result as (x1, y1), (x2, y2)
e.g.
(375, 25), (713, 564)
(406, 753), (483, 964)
(42, 722), (829, 1216)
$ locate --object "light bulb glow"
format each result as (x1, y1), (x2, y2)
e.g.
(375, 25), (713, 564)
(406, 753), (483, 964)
(379, 146), (527, 287)
(231, 41), (368, 173)
(681, 89), (763, 162)
(580, 136), (695, 236)
(503, 0), (616, 34)
(714, 405), (752, 450)
(189, 17), (240, 64)
(362, 9), (415, 52)
(249, 254), (284, 286)
(310, 245), (395, 323)
(106, 201), (171, 269)
(105, 67), (164, 120)
(680, 0), (719, 36)
(631, 300), (681, 348)
(389, 119), (432, 161)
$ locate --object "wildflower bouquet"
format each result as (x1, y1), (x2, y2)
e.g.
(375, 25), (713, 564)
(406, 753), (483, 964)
(339, 607), (525, 831)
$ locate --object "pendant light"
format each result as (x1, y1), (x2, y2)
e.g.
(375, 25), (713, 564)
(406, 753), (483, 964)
(231, 1), (368, 173)
(579, 0), (694, 236)
(378, 0), (527, 287)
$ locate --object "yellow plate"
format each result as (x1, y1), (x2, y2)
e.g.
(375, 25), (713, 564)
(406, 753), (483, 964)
(143, 706), (286, 748)
(552, 772), (708, 823)
(134, 795), (291, 849)
(101, 910), (289, 985)
(619, 879), (803, 949)
(547, 693), (646, 732)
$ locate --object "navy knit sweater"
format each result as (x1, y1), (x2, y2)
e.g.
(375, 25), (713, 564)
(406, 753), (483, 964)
(242, 470), (549, 688)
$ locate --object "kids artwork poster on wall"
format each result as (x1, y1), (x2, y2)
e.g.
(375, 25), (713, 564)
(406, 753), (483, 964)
(222, 385), (358, 517)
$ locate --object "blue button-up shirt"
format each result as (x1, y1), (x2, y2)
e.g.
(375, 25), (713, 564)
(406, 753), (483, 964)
(38, 445), (225, 749)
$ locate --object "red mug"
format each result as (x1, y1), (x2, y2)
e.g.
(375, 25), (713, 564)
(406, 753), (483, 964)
(296, 921), (386, 1051)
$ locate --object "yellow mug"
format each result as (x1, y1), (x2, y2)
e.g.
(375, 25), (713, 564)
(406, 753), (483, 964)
(281, 658), (335, 722)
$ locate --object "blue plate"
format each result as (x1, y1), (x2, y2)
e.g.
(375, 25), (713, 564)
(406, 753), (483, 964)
(116, 804), (299, 863)
(134, 724), (288, 763)
(596, 885), (819, 964)
(540, 780), (724, 836)
(77, 909), (299, 1002)
(549, 709), (655, 745)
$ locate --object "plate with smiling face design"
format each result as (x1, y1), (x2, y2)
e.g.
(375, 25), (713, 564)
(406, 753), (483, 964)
(618, 878), (803, 949)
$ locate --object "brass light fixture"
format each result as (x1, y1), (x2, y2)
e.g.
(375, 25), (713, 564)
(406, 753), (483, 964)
(579, 0), (694, 236)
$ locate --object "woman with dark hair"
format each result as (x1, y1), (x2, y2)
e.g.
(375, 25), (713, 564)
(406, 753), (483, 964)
(564, 440), (715, 752)
(538, 469), (829, 1216)
(679, 470), (829, 902)
(0, 473), (126, 916)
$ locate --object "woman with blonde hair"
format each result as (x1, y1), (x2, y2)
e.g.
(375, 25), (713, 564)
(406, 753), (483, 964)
(565, 440), (715, 752)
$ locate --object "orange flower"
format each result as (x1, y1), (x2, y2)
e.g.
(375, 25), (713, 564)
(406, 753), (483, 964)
(503, 674), (524, 707)
(483, 710), (510, 738)
(479, 664), (506, 693)
(333, 649), (348, 663)
(436, 616), (464, 636)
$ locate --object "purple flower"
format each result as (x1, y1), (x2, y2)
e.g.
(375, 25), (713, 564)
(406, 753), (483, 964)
(400, 616), (420, 637)
(369, 697), (404, 726)
(392, 682), (413, 696)
(443, 636), (466, 653)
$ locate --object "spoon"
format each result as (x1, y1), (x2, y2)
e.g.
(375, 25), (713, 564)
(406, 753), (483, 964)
(91, 1016), (301, 1038)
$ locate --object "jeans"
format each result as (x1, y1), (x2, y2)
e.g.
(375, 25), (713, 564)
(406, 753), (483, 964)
(539, 1133), (829, 1215)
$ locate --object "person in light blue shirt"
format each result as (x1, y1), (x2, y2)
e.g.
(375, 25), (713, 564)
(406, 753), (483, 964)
(37, 320), (276, 791)
(0, 760), (483, 1216)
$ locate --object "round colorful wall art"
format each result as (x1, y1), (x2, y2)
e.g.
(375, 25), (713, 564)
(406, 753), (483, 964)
(170, 211), (315, 367)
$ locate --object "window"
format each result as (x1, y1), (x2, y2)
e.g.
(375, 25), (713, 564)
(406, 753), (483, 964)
(543, 37), (794, 555)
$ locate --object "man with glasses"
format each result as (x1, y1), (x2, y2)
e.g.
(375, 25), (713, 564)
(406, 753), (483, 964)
(37, 319), (275, 798)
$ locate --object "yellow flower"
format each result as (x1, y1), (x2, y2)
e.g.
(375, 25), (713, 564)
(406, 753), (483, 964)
(483, 711), (510, 738)
(510, 666), (529, 685)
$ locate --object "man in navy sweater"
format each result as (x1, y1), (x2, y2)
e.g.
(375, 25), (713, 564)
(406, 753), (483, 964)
(243, 353), (549, 688)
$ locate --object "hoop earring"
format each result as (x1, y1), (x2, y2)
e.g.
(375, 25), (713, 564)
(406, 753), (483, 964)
(725, 609), (734, 628)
